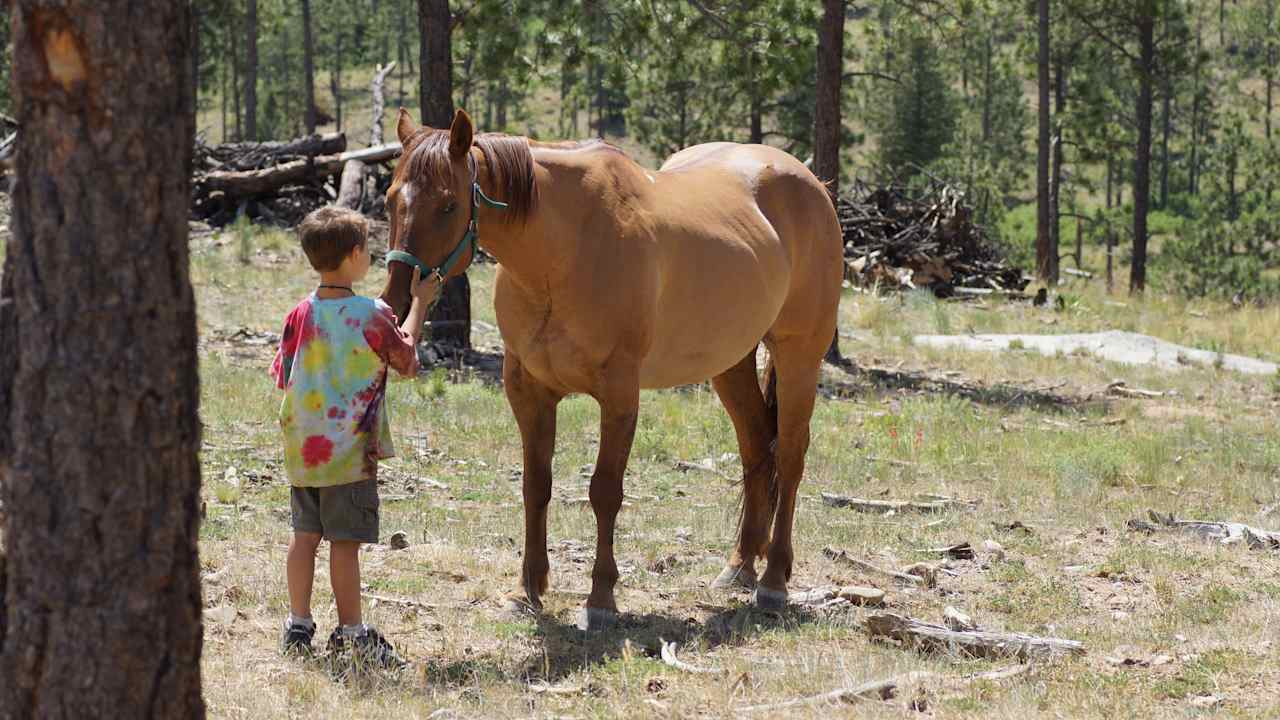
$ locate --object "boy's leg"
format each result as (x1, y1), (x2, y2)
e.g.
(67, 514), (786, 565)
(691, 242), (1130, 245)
(329, 540), (363, 626)
(287, 531), (323, 618)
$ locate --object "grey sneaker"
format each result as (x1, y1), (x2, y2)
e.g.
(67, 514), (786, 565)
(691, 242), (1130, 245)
(327, 625), (407, 669)
(281, 618), (316, 656)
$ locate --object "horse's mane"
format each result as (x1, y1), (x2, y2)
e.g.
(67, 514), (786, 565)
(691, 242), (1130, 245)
(402, 129), (537, 223)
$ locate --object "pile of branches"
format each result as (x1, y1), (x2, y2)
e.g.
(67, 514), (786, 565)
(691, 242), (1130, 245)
(837, 178), (1029, 297)
(191, 132), (399, 227)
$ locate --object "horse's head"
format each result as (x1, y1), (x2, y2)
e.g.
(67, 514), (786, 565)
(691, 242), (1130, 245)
(380, 107), (485, 322)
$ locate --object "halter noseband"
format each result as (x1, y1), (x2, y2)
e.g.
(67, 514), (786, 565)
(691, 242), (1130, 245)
(385, 153), (509, 285)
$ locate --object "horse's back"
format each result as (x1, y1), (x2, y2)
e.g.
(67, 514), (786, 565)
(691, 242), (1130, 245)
(636, 143), (841, 387)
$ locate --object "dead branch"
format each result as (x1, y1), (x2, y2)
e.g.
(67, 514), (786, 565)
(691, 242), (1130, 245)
(822, 493), (978, 514)
(1127, 509), (1280, 550)
(865, 613), (1085, 660)
(823, 546), (929, 588)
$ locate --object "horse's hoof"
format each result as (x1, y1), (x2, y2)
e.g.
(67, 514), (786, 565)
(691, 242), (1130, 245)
(575, 606), (618, 632)
(710, 564), (757, 591)
(752, 585), (788, 610)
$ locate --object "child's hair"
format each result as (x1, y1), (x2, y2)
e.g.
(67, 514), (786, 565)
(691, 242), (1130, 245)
(298, 206), (369, 271)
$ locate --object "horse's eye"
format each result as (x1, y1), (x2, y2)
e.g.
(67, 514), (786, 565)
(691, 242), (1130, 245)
(442, 202), (457, 215)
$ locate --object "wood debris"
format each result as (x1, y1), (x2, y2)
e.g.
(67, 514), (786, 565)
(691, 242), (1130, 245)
(865, 613), (1085, 660)
(1127, 509), (1280, 550)
(823, 546), (930, 588)
(736, 664), (1029, 713)
(1106, 380), (1166, 399)
(658, 638), (718, 674)
(836, 179), (1028, 297)
(822, 493), (977, 514)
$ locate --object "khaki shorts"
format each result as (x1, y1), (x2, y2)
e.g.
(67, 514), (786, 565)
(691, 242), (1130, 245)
(290, 479), (380, 543)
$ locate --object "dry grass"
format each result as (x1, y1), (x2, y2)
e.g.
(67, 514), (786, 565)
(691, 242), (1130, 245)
(190, 224), (1280, 718)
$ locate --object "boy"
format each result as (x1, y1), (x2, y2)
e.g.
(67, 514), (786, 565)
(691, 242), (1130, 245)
(270, 206), (438, 667)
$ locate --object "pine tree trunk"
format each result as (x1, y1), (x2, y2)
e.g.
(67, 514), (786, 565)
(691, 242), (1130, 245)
(815, 0), (844, 364)
(232, 19), (242, 141)
(1035, 0), (1053, 284)
(0, 2), (205, 716)
(418, 0), (453, 128)
(1131, 13), (1155, 294)
(245, 0), (258, 140)
(416, 0), (468, 347)
(814, 0), (843, 197)
(332, 31), (344, 133)
(1160, 82), (1171, 210)
(302, 0), (316, 134)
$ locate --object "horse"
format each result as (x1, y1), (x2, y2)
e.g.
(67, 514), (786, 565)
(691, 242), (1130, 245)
(380, 108), (842, 630)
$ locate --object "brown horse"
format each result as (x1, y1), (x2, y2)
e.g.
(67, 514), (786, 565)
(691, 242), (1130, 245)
(381, 108), (842, 629)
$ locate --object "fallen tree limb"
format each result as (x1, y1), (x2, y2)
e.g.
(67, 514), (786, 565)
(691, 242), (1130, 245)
(823, 546), (927, 587)
(196, 132), (347, 172)
(199, 142), (402, 198)
(822, 493), (977, 514)
(1127, 509), (1280, 550)
(736, 665), (1029, 713)
(369, 61), (397, 147)
(865, 613), (1085, 660)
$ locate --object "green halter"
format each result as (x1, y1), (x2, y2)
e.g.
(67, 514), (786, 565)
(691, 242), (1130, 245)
(385, 157), (509, 283)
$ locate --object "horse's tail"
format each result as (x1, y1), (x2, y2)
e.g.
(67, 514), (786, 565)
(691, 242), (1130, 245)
(734, 344), (780, 560)
(760, 351), (781, 522)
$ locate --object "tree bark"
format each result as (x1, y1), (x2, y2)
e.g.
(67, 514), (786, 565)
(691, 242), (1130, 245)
(815, 0), (844, 364)
(302, 0), (317, 134)
(1, 2), (205, 717)
(1131, 12), (1155, 293)
(1036, 0), (1053, 284)
(814, 0), (844, 198)
(245, 0), (258, 140)
(1159, 81), (1170, 209)
(371, 61), (397, 146)
(416, 0), (468, 346)
(336, 159), (367, 211)
(232, 17), (242, 141)
(418, 0), (454, 128)
(331, 29), (344, 132)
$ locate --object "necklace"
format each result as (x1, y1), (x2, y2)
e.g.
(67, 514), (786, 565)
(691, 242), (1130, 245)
(318, 284), (353, 295)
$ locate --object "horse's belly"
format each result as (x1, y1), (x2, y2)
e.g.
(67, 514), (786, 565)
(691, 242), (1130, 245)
(637, 268), (785, 388)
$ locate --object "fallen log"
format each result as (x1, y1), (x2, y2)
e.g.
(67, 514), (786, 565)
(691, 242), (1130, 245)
(199, 142), (402, 198)
(1127, 509), (1280, 550)
(196, 132), (347, 172)
(822, 493), (977, 514)
(865, 612), (1085, 659)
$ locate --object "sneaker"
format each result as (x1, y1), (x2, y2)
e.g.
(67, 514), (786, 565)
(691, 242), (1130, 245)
(327, 625), (407, 669)
(281, 619), (315, 656)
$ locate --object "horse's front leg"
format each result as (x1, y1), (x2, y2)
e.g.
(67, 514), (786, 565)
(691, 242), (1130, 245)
(579, 370), (640, 631)
(503, 353), (561, 613)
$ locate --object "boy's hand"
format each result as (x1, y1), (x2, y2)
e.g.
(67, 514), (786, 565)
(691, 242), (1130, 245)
(409, 266), (443, 307)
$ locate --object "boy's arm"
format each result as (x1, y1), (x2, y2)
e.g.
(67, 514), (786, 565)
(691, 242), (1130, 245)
(270, 307), (304, 388)
(401, 267), (442, 345)
(367, 268), (443, 378)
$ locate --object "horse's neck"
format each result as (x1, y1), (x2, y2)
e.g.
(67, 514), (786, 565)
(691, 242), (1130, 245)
(474, 152), (576, 293)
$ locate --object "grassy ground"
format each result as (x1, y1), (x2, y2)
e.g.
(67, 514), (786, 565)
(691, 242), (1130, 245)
(194, 223), (1280, 719)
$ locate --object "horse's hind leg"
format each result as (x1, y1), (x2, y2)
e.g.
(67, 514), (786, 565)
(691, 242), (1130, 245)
(754, 334), (826, 608)
(709, 348), (777, 591)
(503, 353), (561, 613)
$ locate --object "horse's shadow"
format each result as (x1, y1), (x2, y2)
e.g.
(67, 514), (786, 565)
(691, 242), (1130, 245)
(522, 599), (821, 684)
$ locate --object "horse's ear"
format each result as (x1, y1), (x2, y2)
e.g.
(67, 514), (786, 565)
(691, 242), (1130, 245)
(396, 107), (418, 146)
(448, 109), (474, 160)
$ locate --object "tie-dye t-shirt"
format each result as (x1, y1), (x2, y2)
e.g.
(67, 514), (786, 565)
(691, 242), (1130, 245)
(270, 294), (418, 487)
